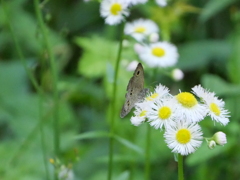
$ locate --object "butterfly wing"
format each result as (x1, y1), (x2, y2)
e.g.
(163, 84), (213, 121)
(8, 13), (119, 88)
(120, 63), (145, 118)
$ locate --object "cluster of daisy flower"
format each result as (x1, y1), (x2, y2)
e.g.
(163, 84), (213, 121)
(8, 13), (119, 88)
(98, 0), (183, 79)
(124, 18), (179, 71)
(131, 84), (229, 155)
(99, 0), (167, 25)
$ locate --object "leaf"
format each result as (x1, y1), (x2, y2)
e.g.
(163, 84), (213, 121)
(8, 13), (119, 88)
(74, 132), (143, 154)
(74, 131), (110, 140)
(227, 29), (240, 84)
(186, 143), (229, 166)
(199, 0), (236, 22)
(202, 74), (240, 96)
(114, 135), (144, 155)
(75, 36), (118, 78)
(115, 171), (130, 180)
(178, 40), (231, 70)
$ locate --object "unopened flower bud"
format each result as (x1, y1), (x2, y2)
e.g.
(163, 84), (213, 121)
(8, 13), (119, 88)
(122, 39), (130, 47)
(213, 131), (227, 146)
(127, 61), (139, 71)
(149, 33), (159, 43)
(172, 68), (184, 81)
(134, 43), (145, 54)
(208, 140), (216, 149)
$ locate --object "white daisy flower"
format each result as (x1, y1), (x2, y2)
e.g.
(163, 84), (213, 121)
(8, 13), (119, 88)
(125, 0), (148, 6)
(155, 0), (167, 7)
(124, 19), (159, 42)
(192, 85), (216, 102)
(100, 0), (130, 25)
(147, 97), (176, 130)
(145, 83), (170, 102)
(164, 121), (203, 155)
(192, 85), (230, 126)
(139, 41), (179, 68)
(173, 92), (207, 123)
(130, 101), (150, 126)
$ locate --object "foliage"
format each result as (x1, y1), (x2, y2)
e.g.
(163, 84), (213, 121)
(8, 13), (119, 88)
(0, 0), (240, 180)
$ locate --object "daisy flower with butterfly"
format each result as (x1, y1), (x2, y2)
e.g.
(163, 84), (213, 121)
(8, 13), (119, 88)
(96, 0), (230, 179)
(120, 62), (230, 179)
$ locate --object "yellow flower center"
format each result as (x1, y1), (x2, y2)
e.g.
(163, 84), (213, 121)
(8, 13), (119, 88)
(158, 106), (171, 119)
(176, 92), (197, 108)
(110, 3), (122, 15)
(146, 93), (159, 101)
(140, 110), (147, 117)
(176, 129), (191, 144)
(152, 47), (165, 57)
(210, 103), (220, 116)
(134, 26), (146, 33)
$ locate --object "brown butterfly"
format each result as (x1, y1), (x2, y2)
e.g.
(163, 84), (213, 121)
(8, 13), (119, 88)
(120, 63), (149, 118)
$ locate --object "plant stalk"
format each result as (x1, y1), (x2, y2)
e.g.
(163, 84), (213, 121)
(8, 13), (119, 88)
(178, 154), (184, 180)
(108, 22), (125, 180)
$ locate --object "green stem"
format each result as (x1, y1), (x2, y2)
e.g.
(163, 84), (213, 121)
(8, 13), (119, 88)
(2, 1), (49, 179)
(34, 3), (60, 180)
(108, 23), (125, 180)
(39, 96), (50, 180)
(144, 67), (158, 179)
(144, 124), (151, 180)
(178, 154), (184, 180)
(1, 0), (42, 93)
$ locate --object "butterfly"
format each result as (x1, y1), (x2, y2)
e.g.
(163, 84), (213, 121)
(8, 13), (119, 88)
(120, 63), (149, 118)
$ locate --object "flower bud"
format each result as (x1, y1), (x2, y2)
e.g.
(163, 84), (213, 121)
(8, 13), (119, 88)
(208, 140), (216, 149)
(126, 61), (139, 71)
(172, 68), (184, 81)
(213, 131), (227, 146)
(122, 39), (130, 47)
(149, 33), (159, 43)
(134, 43), (145, 54)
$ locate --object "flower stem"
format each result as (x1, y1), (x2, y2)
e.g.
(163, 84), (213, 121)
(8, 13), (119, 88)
(144, 67), (158, 179)
(108, 23), (125, 180)
(178, 154), (184, 180)
(2, 1), (49, 179)
(1, 0), (42, 93)
(144, 124), (151, 180)
(39, 95), (50, 180)
(34, 0), (59, 153)
(34, 1), (60, 177)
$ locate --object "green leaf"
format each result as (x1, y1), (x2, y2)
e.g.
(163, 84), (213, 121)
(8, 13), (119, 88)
(74, 132), (143, 154)
(186, 144), (229, 166)
(199, 0), (236, 22)
(202, 74), (240, 96)
(75, 36), (118, 78)
(115, 171), (130, 180)
(114, 135), (144, 155)
(74, 131), (110, 140)
(178, 40), (231, 70)
(227, 30), (240, 84)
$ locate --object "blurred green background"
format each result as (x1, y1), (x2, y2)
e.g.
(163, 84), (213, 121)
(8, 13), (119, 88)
(0, 0), (240, 179)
